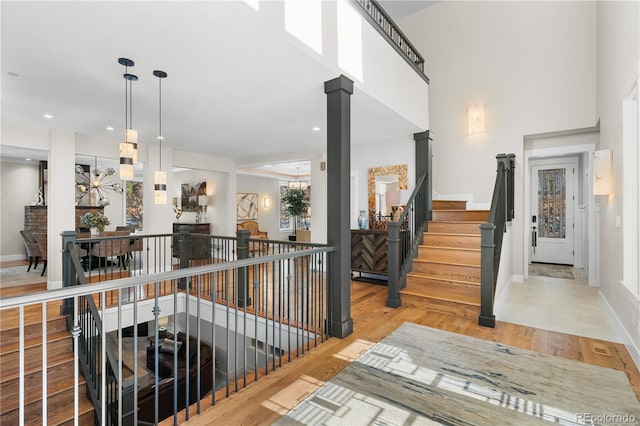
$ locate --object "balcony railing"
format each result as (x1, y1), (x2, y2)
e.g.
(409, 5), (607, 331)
(354, 0), (428, 83)
(0, 232), (334, 425)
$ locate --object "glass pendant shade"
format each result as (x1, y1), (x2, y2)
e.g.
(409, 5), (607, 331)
(154, 170), (167, 204)
(119, 141), (134, 180)
(126, 129), (138, 164)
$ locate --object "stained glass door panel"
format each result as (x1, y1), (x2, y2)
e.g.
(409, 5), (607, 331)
(531, 159), (576, 265)
(538, 168), (566, 239)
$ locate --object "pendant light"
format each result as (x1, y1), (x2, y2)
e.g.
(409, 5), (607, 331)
(153, 70), (168, 204)
(118, 57), (138, 180)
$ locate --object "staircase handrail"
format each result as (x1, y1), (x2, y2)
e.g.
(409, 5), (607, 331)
(68, 242), (122, 425)
(387, 171), (429, 307)
(479, 154), (515, 328)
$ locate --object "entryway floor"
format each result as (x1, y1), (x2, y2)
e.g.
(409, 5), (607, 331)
(496, 264), (623, 343)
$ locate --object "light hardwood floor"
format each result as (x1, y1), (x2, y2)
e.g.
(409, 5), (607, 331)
(168, 280), (640, 425)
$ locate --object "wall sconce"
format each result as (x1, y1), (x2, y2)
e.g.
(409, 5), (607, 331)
(468, 103), (485, 135)
(197, 195), (211, 223)
(263, 196), (270, 209)
(172, 197), (183, 220)
(593, 149), (613, 195)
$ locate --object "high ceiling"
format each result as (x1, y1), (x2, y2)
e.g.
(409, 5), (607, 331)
(1, 1), (420, 165)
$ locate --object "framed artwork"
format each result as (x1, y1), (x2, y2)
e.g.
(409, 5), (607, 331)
(181, 182), (206, 212)
(236, 193), (258, 220)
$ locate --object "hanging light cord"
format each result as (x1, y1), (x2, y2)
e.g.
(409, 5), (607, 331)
(158, 75), (162, 171)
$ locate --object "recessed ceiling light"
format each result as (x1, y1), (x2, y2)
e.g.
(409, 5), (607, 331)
(25, 158), (32, 161)
(7, 71), (19, 78)
(312, 126), (320, 132)
(106, 126), (114, 131)
(43, 114), (53, 119)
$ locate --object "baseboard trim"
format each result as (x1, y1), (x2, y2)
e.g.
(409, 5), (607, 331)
(1, 254), (25, 262)
(599, 291), (640, 370)
(512, 274), (524, 283)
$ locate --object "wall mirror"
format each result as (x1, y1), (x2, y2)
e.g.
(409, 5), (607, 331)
(367, 164), (408, 227)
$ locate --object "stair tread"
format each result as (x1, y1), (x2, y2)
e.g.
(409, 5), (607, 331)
(430, 220), (484, 224)
(0, 301), (65, 332)
(412, 259), (481, 268)
(400, 288), (480, 306)
(0, 366), (87, 412)
(0, 330), (70, 355)
(0, 384), (94, 424)
(419, 245), (480, 252)
(424, 232), (480, 237)
(0, 350), (74, 384)
(407, 272), (480, 286)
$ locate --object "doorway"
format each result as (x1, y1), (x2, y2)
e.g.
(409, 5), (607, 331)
(530, 157), (578, 265)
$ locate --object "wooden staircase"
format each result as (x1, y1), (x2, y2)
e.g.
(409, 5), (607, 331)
(0, 300), (94, 425)
(400, 200), (488, 320)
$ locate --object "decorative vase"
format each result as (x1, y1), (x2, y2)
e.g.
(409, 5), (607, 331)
(90, 227), (99, 236)
(358, 210), (368, 230)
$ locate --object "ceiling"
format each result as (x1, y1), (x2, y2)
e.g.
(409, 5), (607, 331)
(379, 0), (440, 19)
(1, 1), (421, 165)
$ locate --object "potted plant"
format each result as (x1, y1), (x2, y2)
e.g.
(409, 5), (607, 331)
(81, 212), (110, 235)
(282, 188), (309, 241)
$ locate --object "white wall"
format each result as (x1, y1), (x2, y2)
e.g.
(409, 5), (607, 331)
(0, 160), (41, 259)
(236, 174), (286, 241)
(173, 168), (229, 236)
(350, 135), (416, 217)
(399, 1), (598, 277)
(174, 151), (237, 236)
(595, 0), (640, 365)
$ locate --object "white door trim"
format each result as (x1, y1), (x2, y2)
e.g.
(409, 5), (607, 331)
(523, 142), (597, 282)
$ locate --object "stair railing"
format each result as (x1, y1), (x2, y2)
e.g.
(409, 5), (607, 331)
(67, 242), (124, 425)
(353, 0), (429, 83)
(387, 171), (429, 307)
(479, 154), (515, 327)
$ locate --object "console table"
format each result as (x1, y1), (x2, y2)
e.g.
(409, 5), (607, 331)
(351, 229), (389, 277)
(172, 223), (211, 259)
(351, 228), (409, 281)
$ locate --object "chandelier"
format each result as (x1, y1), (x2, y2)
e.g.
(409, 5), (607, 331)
(75, 157), (124, 206)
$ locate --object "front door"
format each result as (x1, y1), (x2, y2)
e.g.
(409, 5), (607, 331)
(531, 157), (577, 265)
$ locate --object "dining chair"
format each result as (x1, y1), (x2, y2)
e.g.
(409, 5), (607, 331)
(20, 230), (42, 272)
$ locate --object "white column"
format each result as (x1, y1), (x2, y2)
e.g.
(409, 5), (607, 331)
(310, 153), (327, 244)
(48, 129), (76, 289)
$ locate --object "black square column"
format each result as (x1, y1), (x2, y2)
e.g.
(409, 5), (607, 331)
(324, 75), (354, 339)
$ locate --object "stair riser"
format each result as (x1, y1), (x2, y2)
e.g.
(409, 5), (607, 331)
(0, 317), (68, 349)
(400, 294), (480, 320)
(428, 222), (481, 234)
(0, 338), (71, 381)
(412, 262), (481, 281)
(433, 200), (467, 210)
(418, 248), (480, 266)
(406, 276), (480, 303)
(0, 360), (77, 412)
(432, 210), (489, 221)
(422, 234), (480, 249)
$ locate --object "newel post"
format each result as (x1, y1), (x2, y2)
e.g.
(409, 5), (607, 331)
(386, 221), (401, 308)
(479, 223), (496, 327)
(60, 231), (77, 326)
(178, 225), (191, 289)
(236, 229), (251, 307)
(414, 130), (432, 231)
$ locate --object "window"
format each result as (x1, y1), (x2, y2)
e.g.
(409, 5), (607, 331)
(126, 181), (143, 231)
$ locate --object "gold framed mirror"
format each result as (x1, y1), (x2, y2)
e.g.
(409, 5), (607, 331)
(367, 164), (408, 228)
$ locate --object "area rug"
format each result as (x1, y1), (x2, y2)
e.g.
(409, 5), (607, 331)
(0, 265), (46, 288)
(529, 262), (575, 279)
(276, 323), (640, 425)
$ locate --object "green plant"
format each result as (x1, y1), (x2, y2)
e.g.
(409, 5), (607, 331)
(81, 212), (110, 232)
(282, 188), (309, 233)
